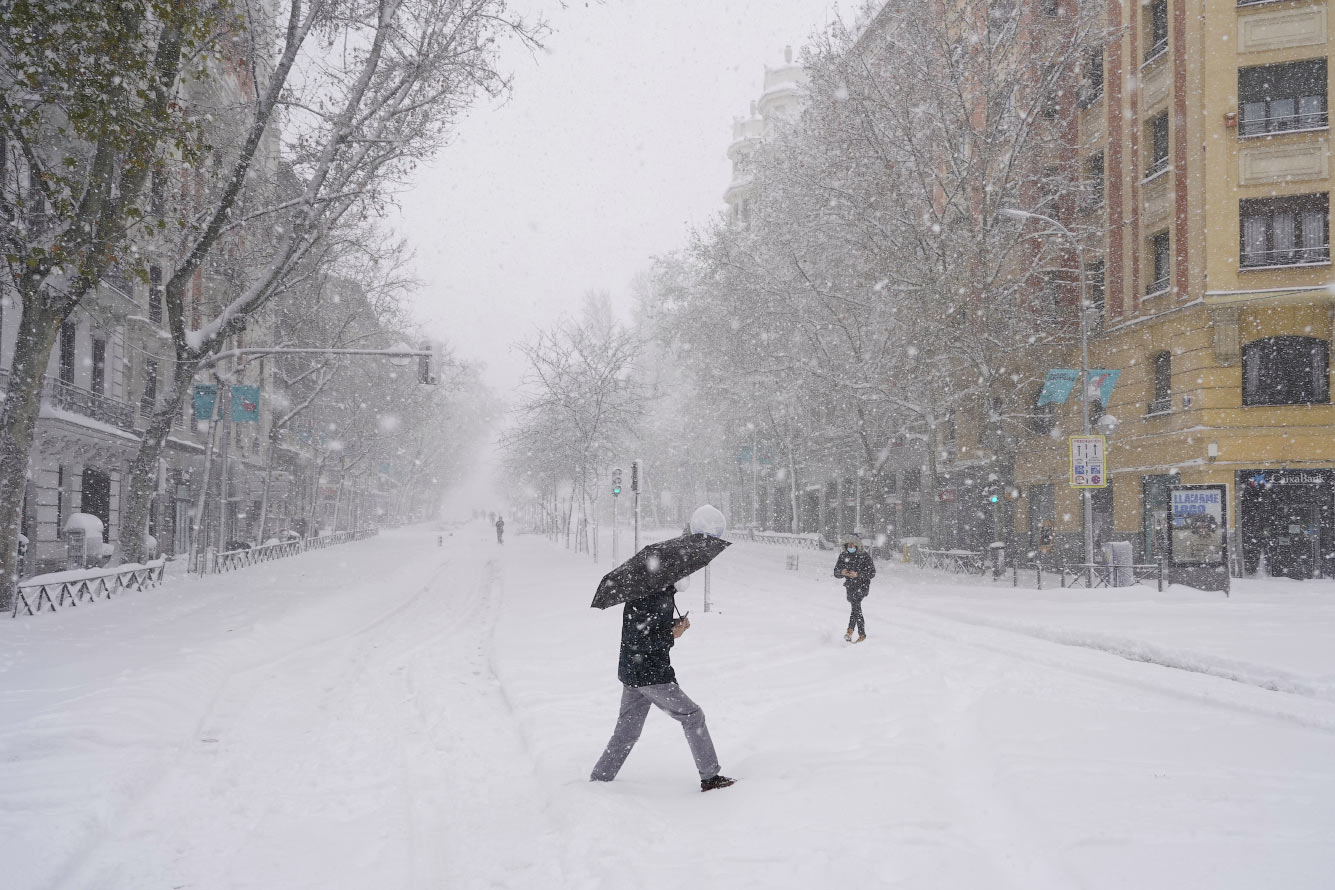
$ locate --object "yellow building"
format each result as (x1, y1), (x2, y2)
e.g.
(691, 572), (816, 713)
(1013, 0), (1335, 578)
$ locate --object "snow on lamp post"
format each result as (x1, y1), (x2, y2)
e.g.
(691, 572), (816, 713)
(999, 207), (1095, 573)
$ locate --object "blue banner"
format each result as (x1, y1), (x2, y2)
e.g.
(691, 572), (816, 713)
(1037, 369), (1079, 406)
(1087, 369), (1122, 405)
(232, 385), (260, 422)
(192, 384), (217, 421)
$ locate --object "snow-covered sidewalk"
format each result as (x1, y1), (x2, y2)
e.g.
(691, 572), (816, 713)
(2, 522), (1333, 889)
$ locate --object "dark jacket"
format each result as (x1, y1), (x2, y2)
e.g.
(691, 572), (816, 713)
(834, 549), (876, 600)
(617, 588), (678, 687)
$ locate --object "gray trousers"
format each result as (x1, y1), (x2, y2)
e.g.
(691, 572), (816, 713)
(590, 682), (720, 782)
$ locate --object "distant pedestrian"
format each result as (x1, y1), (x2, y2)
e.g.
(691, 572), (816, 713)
(495, 516), (505, 544)
(833, 535), (876, 643)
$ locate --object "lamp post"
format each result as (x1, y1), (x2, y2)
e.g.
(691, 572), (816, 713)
(1000, 207), (1094, 572)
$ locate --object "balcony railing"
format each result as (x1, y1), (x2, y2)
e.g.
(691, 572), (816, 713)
(1144, 156), (1170, 180)
(1146, 276), (1170, 296)
(45, 377), (138, 431)
(1240, 244), (1331, 269)
(1147, 396), (1172, 415)
(1143, 38), (1168, 65)
(1238, 109), (1329, 137)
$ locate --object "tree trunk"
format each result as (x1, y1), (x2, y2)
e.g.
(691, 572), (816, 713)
(122, 358), (202, 564)
(0, 305), (62, 609)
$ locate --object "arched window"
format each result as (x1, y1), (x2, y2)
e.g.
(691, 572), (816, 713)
(1242, 336), (1330, 405)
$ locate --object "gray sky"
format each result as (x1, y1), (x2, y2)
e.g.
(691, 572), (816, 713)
(396, 0), (853, 395)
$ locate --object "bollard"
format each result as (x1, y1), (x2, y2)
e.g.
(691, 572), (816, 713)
(438, 535), (443, 547)
(786, 553), (800, 571)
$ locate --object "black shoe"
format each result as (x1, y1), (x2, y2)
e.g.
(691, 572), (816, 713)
(701, 774), (736, 792)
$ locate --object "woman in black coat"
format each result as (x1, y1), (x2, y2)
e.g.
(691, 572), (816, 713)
(833, 535), (876, 642)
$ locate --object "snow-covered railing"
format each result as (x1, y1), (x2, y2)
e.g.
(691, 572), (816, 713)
(914, 548), (987, 576)
(727, 529), (830, 550)
(1062, 562), (1165, 591)
(210, 527), (379, 573)
(12, 560), (167, 618)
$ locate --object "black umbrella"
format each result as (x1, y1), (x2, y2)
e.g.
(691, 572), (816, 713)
(590, 533), (732, 609)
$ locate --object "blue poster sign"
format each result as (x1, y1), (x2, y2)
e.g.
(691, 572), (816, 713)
(1087, 369), (1122, 405)
(1037, 369), (1079, 406)
(192, 384), (217, 421)
(232, 385), (260, 422)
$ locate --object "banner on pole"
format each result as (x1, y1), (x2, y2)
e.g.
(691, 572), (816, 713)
(1086, 369), (1122, 405)
(1037, 369), (1079, 406)
(232, 385), (260, 422)
(192, 384), (217, 421)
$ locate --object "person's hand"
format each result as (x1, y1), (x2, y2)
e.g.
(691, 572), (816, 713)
(846, 570), (858, 578)
(672, 616), (690, 638)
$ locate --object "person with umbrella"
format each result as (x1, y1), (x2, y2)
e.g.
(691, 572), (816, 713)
(589, 511), (736, 792)
(834, 533), (876, 643)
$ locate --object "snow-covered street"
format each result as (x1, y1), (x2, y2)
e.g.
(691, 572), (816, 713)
(4, 522), (1334, 890)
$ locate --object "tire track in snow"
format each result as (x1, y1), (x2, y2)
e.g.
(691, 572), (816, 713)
(890, 605), (1335, 735)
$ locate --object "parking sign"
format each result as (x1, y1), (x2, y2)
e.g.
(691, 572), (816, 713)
(1070, 435), (1107, 488)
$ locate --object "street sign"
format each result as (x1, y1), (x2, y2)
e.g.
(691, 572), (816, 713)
(1069, 435), (1107, 488)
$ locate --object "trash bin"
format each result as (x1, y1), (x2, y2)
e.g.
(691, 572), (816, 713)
(1103, 540), (1135, 587)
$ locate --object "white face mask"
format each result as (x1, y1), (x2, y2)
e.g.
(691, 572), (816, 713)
(846, 546), (856, 553)
(675, 574), (691, 592)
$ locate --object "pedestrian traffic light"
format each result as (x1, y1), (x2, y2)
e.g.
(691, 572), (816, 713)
(630, 460), (639, 493)
(612, 467), (622, 496)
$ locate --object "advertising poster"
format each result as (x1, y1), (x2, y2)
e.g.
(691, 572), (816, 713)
(1169, 485), (1226, 566)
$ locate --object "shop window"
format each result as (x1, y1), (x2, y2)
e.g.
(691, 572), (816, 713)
(1146, 112), (1169, 178)
(1242, 336), (1330, 406)
(1240, 194), (1329, 268)
(1238, 59), (1327, 137)
(1148, 231), (1170, 295)
(1142, 474), (1173, 561)
(1149, 351), (1172, 414)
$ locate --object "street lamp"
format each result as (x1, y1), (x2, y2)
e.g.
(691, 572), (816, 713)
(999, 207), (1094, 572)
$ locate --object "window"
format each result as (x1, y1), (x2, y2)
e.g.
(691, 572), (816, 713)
(1088, 260), (1105, 331)
(1148, 231), (1170, 295)
(149, 264), (163, 324)
(91, 337), (106, 396)
(1080, 48), (1104, 108)
(1145, 0), (1168, 63)
(1146, 112), (1170, 178)
(1239, 59), (1327, 137)
(142, 358), (159, 416)
(58, 322), (76, 384)
(1150, 351), (1172, 413)
(1243, 336), (1329, 405)
(1085, 152), (1105, 208)
(1041, 65), (1060, 120)
(902, 468), (921, 491)
(1041, 0), (1060, 16)
(150, 168), (166, 216)
(1038, 272), (1061, 325)
(1240, 194), (1329, 268)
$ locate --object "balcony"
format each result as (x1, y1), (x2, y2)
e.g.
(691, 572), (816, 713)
(1240, 244), (1331, 269)
(1142, 39), (1168, 67)
(1239, 108), (1329, 138)
(44, 377), (138, 432)
(1146, 276), (1170, 297)
(1144, 156), (1170, 181)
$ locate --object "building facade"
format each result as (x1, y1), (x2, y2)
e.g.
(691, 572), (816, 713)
(1007, 0), (1335, 577)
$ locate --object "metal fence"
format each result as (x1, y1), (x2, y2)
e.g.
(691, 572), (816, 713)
(728, 529), (830, 550)
(12, 560), (167, 617)
(211, 527), (379, 573)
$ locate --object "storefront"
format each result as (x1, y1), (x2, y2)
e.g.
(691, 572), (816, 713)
(1236, 469), (1335, 579)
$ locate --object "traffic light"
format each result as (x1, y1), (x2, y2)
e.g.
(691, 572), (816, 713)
(612, 467), (623, 496)
(413, 338), (440, 384)
(630, 460), (639, 493)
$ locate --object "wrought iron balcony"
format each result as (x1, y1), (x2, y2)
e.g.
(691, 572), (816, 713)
(44, 377), (138, 432)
